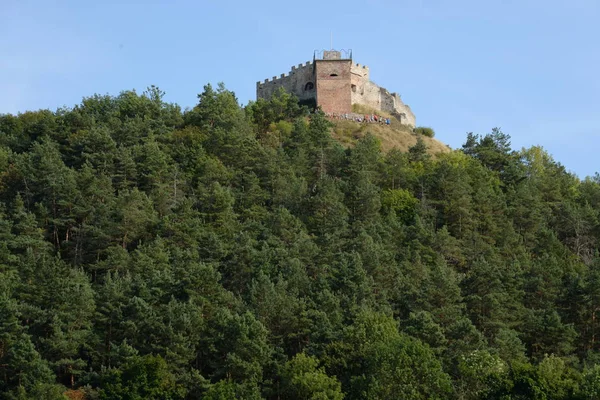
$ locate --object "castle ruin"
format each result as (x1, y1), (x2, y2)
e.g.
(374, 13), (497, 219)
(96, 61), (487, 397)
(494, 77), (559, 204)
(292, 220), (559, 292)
(256, 50), (416, 127)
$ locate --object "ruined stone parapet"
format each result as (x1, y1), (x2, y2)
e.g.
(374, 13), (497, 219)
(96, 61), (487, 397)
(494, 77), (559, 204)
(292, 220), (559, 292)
(350, 63), (370, 81)
(389, 92), (415, 127)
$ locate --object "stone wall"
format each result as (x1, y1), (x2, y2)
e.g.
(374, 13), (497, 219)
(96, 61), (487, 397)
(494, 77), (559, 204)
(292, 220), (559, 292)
(350, 62), (370, 82)
(322, 50), (342, 60)
(315, 60), (352, 114)
(350, 66), (416, 127)
(256, 61), (315, 101)
(387, 92), (416, 127)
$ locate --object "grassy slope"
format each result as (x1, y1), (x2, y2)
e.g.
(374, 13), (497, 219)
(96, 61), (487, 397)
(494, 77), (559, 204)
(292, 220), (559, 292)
(330, 105), (451, 156)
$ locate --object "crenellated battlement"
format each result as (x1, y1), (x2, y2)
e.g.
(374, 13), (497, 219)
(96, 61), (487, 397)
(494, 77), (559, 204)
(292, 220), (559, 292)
(257, 61), (313, 87)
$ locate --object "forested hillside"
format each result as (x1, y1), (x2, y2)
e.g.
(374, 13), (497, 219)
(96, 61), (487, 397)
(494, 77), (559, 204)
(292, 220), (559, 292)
(2, 84), (600, 399)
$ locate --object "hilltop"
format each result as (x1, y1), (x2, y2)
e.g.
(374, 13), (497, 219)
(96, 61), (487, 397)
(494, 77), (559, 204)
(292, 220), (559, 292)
(328, 105), (451, 155)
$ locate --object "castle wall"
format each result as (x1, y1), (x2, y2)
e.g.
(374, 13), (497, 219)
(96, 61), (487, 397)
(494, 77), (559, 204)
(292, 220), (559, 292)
(388, 92), (416, 127)
(315, 60), (352, 114)
(350, 70), (416, 127)
(350, 63), (370, 81)
(256, 61), (315, 101)
(352, 80), (380, 110)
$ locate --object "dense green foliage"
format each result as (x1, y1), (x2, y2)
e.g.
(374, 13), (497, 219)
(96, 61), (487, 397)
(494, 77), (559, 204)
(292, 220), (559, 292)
(413, 126), (435, 138)
(1, 84), (600, 399)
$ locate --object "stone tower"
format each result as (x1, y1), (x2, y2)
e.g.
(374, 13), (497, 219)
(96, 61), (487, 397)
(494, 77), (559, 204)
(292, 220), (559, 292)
(256, 50), (416, 127)
(314, 50), (352, 114)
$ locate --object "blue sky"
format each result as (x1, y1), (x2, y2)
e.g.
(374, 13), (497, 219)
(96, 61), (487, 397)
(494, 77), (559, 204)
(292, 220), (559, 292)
(1, 0), (599, 177)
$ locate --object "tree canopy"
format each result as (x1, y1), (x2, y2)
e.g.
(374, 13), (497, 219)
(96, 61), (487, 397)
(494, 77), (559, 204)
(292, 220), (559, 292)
(0, 84), (599, 399)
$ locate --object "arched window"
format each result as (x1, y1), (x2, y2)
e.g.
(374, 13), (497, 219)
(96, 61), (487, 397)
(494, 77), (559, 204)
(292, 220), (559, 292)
(330, 73), (338, 77)
(304, 82), (314, 91)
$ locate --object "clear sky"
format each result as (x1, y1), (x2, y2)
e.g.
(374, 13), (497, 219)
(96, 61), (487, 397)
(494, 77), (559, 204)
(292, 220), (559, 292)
(1, 0), (599, 177)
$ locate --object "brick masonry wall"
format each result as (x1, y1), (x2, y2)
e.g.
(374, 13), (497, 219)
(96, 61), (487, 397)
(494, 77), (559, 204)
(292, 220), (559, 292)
(315, 60), (352, 114)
